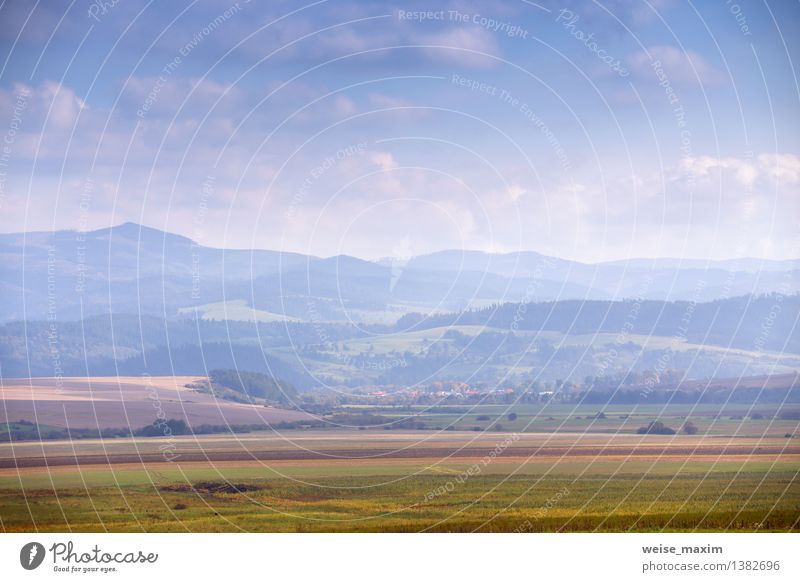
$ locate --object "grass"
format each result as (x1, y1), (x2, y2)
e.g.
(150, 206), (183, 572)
(1, 453), (797, 532)
(1, 416), (796, 532)
(178, 300), (300, 323)
(336, 403), (800, 436)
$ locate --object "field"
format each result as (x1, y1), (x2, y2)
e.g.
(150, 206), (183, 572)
(0, 376), (312, 428)
(177, 300), (302, 323)
(1, 430), (798, 532)
(338, 402), (800, 436)
(1, 376), (797, 532)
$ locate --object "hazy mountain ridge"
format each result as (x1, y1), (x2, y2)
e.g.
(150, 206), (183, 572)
(2, 295), (798, 386)
(1, 222), (797, 323)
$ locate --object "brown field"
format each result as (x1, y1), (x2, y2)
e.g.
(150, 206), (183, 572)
(1, 430), (797, 469)
(0, 376), (312, 428)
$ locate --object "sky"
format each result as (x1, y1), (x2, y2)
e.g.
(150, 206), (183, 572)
(0, 0), (798, 262)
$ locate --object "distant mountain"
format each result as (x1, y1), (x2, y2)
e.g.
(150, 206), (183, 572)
(2, 296), (797, 385)
(598, 257), (800, 273)
(0, 222), (311, 321)
(402, 250), (798, 303)
(397, 294), (800, 355)
(0, 222), (797, 323)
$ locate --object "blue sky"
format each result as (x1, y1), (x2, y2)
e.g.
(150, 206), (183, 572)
(0, 0), (797, 261)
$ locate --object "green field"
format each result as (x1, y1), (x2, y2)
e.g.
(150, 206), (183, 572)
(1, 429), (797, 532)
(1, 459), (796, 532)
(335, 403), (800, 436)
(2, 387), (798, 533)
(178, 299), (301, 323)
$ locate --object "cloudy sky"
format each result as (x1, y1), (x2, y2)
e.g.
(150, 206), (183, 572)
(0, 0), (797, 261)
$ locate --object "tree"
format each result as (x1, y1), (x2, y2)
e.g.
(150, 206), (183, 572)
(636, 421), (676, 435)
(209, 369), (296, 404)
(507, 412), (518, 421)
(682, 421), (699, 435)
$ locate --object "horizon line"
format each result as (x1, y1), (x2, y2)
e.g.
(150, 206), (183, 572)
(2, 221), (799, 265)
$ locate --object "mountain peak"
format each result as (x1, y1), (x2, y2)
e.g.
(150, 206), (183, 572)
(94, 222), (194, 245)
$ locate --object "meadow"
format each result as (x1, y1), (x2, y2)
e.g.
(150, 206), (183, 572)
(1, 430), (797, 532)
(2, 376), (797, 533)
(336, 402), (800, 437)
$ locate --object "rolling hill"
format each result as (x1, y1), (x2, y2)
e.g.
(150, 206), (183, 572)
(1, 222), (797, 324)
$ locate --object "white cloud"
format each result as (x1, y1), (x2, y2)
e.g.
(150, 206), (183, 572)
(627, 45), (719, 84)
(0, 81), (86, 131)
(122, 77), (239, 118)
(757, 153), (800, 184)
(554, 153), (800, 260)
(507, 184), (526, 202)
(674, 154), (800, 186)
(420, 27), (500, 68)
(368, 151), (399, 171)
(1, 75), (796, 263)
(332, 95), (358, 117)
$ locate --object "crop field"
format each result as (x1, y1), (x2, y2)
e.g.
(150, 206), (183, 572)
(1, 376), (797, 532)
(0, 376), (312, 428)
(337, 402), (800, 437)
(1, 430), (797, 532)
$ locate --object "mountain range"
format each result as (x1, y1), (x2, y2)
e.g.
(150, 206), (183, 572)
(1, 222), (797, 323)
